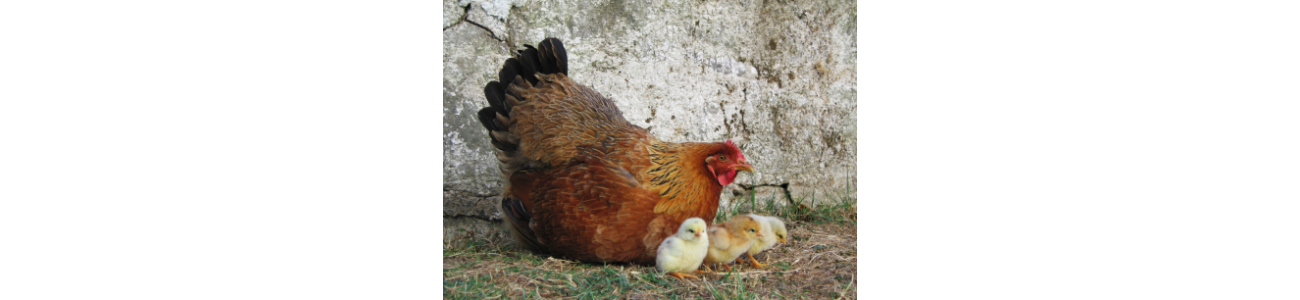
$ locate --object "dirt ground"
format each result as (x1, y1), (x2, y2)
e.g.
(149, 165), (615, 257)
(443, 200), (856, 299)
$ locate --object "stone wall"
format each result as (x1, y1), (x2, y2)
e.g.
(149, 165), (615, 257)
(443, 0), (856, 228)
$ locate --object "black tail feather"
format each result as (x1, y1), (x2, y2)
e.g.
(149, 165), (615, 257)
(477, 38), (570, 153)
(500, 58), (539, 88)
(478, 39), (569, 254)
(537, 38), (567, 75)
(476, 107), (501, 131)
(483, 82), (509, 115)
(476, 108), (517, 152)
(497, 58), (524, 91)
(515, 45), (542, 85)
(502, 197), (546, 252)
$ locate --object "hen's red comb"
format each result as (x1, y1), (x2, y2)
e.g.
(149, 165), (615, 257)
(724, 140), (746, 161)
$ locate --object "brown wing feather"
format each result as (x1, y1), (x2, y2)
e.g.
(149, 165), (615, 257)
(508, 73), (643, 167)
(509, 156), (660, 263)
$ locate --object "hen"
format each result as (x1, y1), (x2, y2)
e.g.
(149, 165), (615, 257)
(476, 38), (754, 264)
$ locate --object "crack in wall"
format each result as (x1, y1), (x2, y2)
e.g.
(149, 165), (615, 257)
(443, 4), (471, 31)
(444, 188), (504, 220)
(465, 20), (506, 42)
(736, 182), (795, 206)
(446, 215), (500, 223)
(446, 4), (506, 43)
(443, 188), (498, 198)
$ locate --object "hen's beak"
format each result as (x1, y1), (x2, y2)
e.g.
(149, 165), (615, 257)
(734, 163), (754, 173)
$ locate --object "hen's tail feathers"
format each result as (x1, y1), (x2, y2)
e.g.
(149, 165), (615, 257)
(502, 197), (547, 252)
(537, 38), (568, 75)
(483, 39), (568, 252)
(477, 37), (568, 150)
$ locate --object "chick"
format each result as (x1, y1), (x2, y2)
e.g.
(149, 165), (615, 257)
(704, 214), (764, 271)
(656, 218), (710, 279)
(735, 214), (789, 268)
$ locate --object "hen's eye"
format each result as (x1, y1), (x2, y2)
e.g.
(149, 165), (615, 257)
(718, 154), (727, 161)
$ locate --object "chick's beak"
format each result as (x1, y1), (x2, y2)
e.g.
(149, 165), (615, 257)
(779, 238), (787, 244)
(694, 232), (701, 238)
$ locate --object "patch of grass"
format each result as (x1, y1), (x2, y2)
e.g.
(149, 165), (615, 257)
(716, 184), (856, 226)
(443, 273), (506, 299)
(444, 187), (857, 299)
(443, 228), (517, 262)
(704, 273), (761, 299)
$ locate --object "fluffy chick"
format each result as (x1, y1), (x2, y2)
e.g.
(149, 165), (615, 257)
(704, 215), (763, 271)
(656, 218), (710, 279)
(736, 214), (789, 267)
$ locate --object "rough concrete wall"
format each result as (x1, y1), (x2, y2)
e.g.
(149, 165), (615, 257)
(443, 0), (857, 226)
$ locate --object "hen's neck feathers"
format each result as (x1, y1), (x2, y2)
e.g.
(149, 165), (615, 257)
(645, 142), (727, 215)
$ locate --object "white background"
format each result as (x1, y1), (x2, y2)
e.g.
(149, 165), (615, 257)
(2, 0), (1297, 299)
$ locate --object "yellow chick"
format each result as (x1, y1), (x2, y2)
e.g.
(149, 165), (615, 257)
(704, 214), (763, 271)
(737, 214), (789, 267)
(656, 218), (710, 279)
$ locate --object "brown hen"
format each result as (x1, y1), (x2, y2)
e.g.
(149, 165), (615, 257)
(476, 38), (754, 264)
